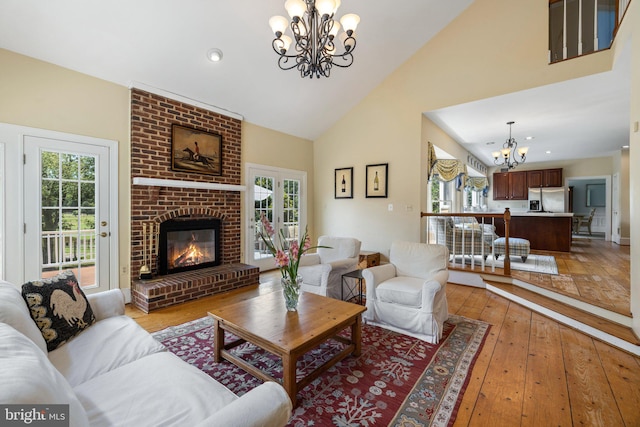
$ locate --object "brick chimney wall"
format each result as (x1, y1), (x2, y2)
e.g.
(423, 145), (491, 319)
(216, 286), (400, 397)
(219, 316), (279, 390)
(130, 88), (243, 282)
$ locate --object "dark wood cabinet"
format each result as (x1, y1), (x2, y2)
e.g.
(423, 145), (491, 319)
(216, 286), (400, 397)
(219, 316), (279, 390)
(544, 168), (563, 187)
(526, 168), (563, 188)
(493, 173), (510, 200)
(494, 168), (563, 201)
(526, 170), (543, 188)
(493, 171), (527, 200)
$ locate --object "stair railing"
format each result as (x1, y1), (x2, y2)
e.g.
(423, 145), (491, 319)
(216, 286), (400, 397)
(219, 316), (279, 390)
(421, 208), (512, 276)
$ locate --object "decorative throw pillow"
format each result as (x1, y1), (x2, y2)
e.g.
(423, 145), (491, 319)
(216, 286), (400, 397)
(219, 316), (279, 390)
(22, 270), (96, 352)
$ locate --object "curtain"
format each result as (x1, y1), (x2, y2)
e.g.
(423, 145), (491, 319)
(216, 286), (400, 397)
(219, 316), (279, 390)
(465, 177), (489, 197)
(426, 141), (437, 177)
(430, 159), (467, 190)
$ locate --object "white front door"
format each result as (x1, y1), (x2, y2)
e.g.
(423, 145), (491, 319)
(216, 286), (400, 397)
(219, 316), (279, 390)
(246, 165), (306, 272)
(23, 136), (114, 293)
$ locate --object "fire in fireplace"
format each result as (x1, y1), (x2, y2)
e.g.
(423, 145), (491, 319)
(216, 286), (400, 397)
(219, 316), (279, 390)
(158, 218), (221, 275)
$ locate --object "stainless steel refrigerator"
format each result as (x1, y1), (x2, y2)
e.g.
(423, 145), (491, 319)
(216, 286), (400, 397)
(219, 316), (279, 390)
(528, 187), (566, 213)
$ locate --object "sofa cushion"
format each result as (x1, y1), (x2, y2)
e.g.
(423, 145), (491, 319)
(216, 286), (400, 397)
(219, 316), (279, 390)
(73, 352), (238, 427)
(0, 322), (90, 427)
(48, 315), (166, 387)
(0, 280), (48, 353)
(22, 270), (96, 352)
(376, 276), (424, 308)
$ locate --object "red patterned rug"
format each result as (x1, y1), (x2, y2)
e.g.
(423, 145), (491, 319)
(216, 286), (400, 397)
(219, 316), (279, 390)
(152, 314), (489, 426)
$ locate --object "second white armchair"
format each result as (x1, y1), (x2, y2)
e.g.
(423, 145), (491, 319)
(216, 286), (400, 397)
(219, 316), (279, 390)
(362, 241), (449, 343)
(297, 236), (361, 300)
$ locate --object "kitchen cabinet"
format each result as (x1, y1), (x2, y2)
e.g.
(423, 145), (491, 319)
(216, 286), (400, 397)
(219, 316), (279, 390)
(493, 171), (527, 200)
(527, 168), (563, 188)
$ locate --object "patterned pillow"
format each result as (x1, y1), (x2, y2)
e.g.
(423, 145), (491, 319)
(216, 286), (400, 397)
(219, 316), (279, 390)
(22, 270), (96, 352)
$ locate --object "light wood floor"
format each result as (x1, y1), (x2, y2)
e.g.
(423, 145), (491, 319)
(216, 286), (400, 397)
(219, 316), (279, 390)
(453, 236), (631, 316)
(126, 272), (640, 426)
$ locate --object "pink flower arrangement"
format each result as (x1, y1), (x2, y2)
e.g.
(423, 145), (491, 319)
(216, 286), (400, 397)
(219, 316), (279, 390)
(258, 213), (316, 280)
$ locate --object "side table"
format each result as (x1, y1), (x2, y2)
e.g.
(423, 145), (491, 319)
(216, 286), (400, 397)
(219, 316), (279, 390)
(341, 269), (365, 305)
(358, 251), (380, 269)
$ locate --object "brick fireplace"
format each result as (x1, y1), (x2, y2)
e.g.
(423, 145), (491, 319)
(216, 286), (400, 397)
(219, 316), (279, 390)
(129, 88), (258, 312)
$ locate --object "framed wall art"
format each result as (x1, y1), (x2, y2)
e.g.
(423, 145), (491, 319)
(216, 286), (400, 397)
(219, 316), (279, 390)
(335, 167), (354, 199)
(366, 163), (388, 198)
(171, 124), (222, 176)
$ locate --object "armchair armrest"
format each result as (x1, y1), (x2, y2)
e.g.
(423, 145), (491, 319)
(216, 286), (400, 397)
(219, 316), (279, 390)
(420, 270), (449, 310)
(87, 289), (125, 321)
(194, 382), (292, 427)
(327, 257), (358, 274)
(299, 253), (321, 267)
(362, 264), (396, 301)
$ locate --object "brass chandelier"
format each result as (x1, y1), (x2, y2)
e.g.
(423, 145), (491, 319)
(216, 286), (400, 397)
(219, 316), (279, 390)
(269, 0), (360, 79)
(492, 121), (529, 170)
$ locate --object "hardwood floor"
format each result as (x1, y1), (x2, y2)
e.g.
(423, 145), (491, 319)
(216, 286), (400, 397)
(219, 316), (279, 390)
(126, 267), (640, 426)
(452, 237), (631, 316)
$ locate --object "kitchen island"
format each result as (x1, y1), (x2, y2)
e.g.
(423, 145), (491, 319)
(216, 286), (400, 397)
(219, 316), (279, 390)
(482, 212), (574, 252)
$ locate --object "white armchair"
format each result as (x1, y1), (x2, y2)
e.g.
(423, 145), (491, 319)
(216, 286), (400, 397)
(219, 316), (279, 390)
(298, 236), (361, 300)
(362, 241), (449, 343)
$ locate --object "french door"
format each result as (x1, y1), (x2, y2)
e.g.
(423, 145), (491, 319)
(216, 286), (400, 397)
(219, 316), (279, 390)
(23, 136), (114, 293)
(246, 165), (307, 271)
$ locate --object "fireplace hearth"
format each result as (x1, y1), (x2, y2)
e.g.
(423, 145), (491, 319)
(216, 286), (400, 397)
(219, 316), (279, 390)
(158, 218), (221, 275)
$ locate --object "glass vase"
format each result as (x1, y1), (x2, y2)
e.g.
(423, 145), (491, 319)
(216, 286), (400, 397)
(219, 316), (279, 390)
(281, 275), (302, 312)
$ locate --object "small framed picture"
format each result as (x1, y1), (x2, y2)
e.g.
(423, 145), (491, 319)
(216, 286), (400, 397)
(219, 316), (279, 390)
(171, 124), (222, 176)
(366, 163), (388, 198)
(335, 167), (354, 199)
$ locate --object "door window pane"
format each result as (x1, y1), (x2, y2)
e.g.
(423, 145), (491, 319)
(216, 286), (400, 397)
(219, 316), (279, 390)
(40, 151), (98, 287)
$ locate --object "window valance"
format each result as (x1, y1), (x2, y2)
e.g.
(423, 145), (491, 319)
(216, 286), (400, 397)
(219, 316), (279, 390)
(430, 159), (467, 182)
(465, 177), (489, 196)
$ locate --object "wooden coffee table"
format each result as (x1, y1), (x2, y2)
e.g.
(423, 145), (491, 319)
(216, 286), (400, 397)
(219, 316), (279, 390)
(208, 290), (366, 406)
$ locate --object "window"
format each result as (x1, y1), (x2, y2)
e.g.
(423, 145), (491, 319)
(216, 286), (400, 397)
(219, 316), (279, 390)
(430, 179), (454, 213)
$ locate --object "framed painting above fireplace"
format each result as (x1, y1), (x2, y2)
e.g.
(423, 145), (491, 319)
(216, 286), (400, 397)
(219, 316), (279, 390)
(171, 124), (222, 175)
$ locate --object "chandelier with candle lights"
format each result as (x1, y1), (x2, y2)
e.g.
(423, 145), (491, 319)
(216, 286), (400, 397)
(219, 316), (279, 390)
(269, 0), (360, 79)
(492, 121), (529, 170)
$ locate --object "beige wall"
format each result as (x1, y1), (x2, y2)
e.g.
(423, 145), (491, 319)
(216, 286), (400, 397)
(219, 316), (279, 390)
(313, 0), (638, 335)
(0, 49), (315, 289)
(314, 0), (619, 254)
(624, 0), (640, 333)
(0, 48), (132, 288)
(241, 121), (315, 245)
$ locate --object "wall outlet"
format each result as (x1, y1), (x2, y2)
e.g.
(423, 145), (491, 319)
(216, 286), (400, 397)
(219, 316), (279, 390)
(388, 204), (393, 211)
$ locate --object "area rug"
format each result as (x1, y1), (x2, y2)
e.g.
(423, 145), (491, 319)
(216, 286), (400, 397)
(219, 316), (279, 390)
(152, 314), (489, 427)
(452, 253), (558, 275)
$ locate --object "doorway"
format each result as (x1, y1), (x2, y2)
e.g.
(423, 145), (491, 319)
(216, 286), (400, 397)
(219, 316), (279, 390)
(245, 164), (307, 271)
(21, 131), (118, 293)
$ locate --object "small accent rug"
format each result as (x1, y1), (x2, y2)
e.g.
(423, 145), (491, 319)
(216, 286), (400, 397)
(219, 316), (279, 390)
(152, 314), (490, 427)
(452, 254), (558, 275)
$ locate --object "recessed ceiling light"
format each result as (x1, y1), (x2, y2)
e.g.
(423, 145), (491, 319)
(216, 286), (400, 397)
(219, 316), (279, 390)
(622, 145), (630, 149)
(207, 48), (223, 62)
(486, 141), (495, 145)
(545, 150), (551, 154)
(525, 136), (534, 140)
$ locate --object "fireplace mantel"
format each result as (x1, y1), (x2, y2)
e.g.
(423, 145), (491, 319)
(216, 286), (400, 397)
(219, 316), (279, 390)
(133, 177), (246, 192)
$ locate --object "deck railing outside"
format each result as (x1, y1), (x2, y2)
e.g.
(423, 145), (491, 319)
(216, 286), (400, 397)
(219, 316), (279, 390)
(421, 209), (513, 275)
(42, 230), (97, 270)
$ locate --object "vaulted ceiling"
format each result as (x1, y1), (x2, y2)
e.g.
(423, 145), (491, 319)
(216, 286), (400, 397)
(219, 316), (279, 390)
(0, 0), (630, 167)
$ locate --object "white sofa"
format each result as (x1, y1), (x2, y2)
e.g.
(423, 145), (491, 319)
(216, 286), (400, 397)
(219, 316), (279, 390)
(297, 236), (361, 300)
(0, 280), (292, 427)
(362, 241), (449, 343)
